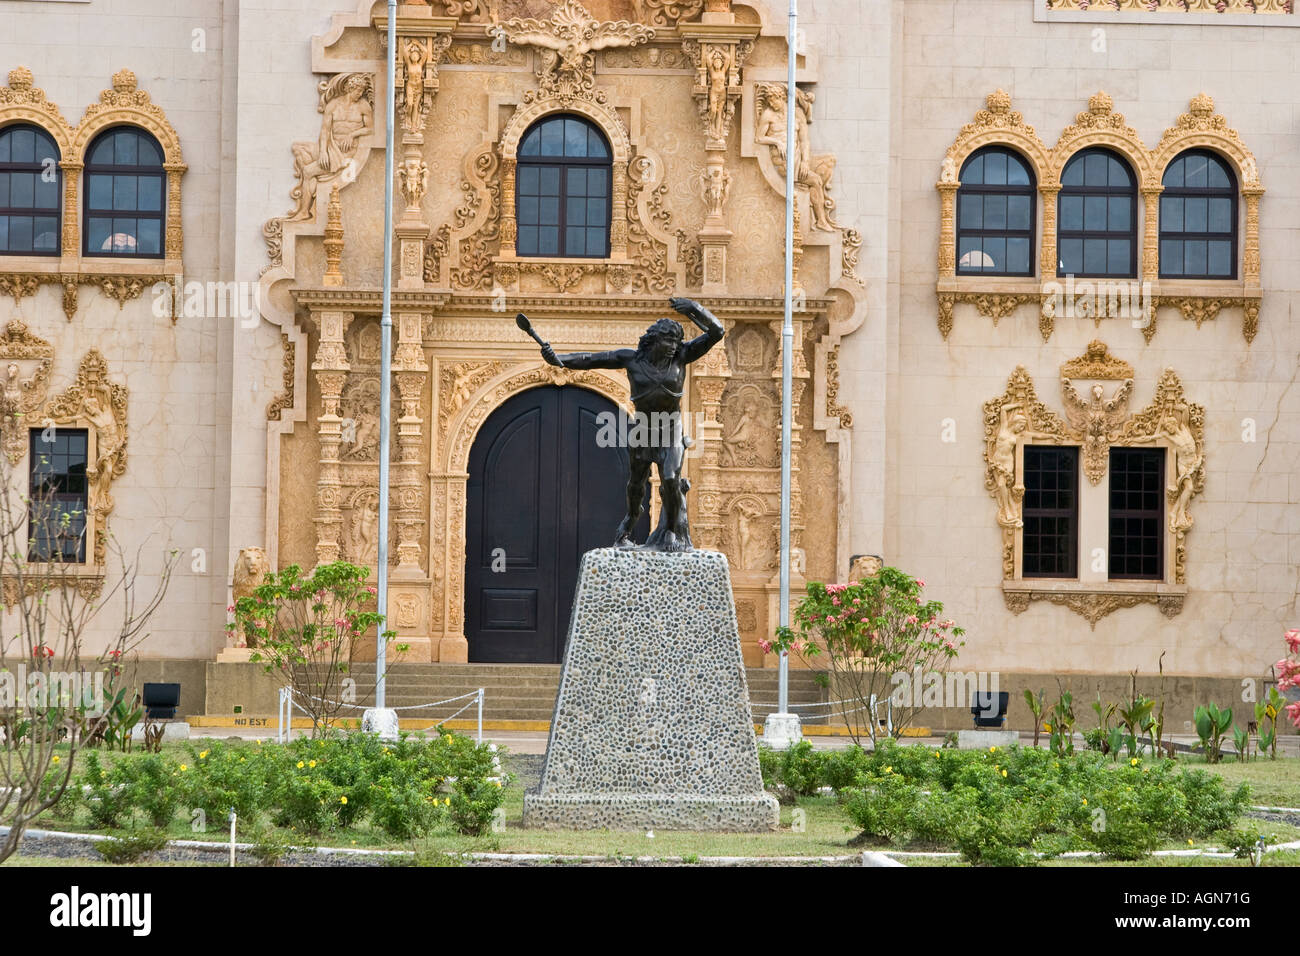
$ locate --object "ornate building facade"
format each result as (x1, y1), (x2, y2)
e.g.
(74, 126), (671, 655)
(1, 0), (1296, 700)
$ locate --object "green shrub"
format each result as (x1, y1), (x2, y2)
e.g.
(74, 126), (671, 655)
(779, 741), (826, 798)
(80, 751), (127, 828)
(95, 828), (169, 864)
(114, 752), (182, 828)
(449, 777), (505, 836)
(842, 772), (921, 845)
(756, 745), (781, 790)
(181, 743), (267, 827)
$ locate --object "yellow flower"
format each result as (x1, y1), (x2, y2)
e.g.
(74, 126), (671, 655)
(884, 766), (892, 774)
(444, 798), (451, 806)
(933, 751), (940, 758)
(179, 764), (188, 772)
(989, 746), (997, 753)
(493, 780), (502, 788)
(444, 734), (453, 743)
(1001, 769), (1008, 778)
(309, 760), (317, 768)
(1187, 839), (1194, 846)
(51, 755), (59, 764)
(1044, 723), (1051, 732)
(1081, 798), (1087, 805)
(1130, 758), (1139, 766)
(240, 756), (245, 762)
(296, 761), (305, 769)
(340, 796), (348, 805)
(199, 750), (209, 759)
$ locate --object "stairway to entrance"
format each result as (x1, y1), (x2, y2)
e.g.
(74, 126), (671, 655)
(346, 663), (830, 725)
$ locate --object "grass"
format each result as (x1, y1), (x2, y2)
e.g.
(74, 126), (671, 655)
(16, 738), (1300, 866)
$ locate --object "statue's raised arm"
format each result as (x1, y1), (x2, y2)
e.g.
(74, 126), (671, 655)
(670, 297), (725, 364)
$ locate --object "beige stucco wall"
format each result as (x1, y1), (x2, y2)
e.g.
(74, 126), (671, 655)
(790, 0), (1300, 679)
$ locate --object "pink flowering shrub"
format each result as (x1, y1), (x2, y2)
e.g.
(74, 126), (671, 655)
(1275, 627), (1300, 730)
(769, 566), (964, 745)
(231, 562), (393, 736)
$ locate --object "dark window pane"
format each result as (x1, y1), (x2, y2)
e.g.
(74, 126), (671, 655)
(1109, 447), (1163, 580)
(586, 227), (604, 254)
(1059, 238), (1082, 274)
(9, 127), (35, 164)
(115, 131), (138, 166)
(982, 236), (1006, 271)
(1084, 152), (1108, 185)
(537, 225), (559, 255)
(1163, 157), (1184, 188)
(1184, 239), (1207, 275)
(87, 217), (112, 251)
(9, 171), (33, 207)
(984, 150), (1007, 185)
(1207, 156), (1230, 188)
(1108, 195), (1130, 231)
(959, 193), (983, 229)
(1207, 240), (1230, 276)
(566, 195), (586, 226)
(1007, 155), (1030, 186)
(137, 218), (160, 254)
(565, 225), (584, 254)
(517, 224), (537, 254)
(1161, 239), (1183, 276)
(32, 217), (57, 251)
(566, 166), (586, 194)
(1062, 157), (1083, 186)
(1007, 194), (1030, 230)
(962, 154), (984, 184)
(1023, 445), (1079, 578)
(983, 194), (1006, 229)
(1060, 195), (1083, 231)
(1161, 196), (1183, 232)
(539, 167), (559, 193)
(8, 216), (31, 250)
(1107, 240), (1129, 275)
(138, 176), (162, 212)
(1184, 152), (1208, 188)
(1083, 195), (1107, 231)
(88, 174), (112, 209)
(1007, 237), (1030, 274)
(1208, 197), (1232, 233)
(1083, 238), (1106, 274)
(1184, 197), (1207, 232)
(519, 165), (538, 193)
(112, 175), (138, 211)
(540, 121), (563, 156)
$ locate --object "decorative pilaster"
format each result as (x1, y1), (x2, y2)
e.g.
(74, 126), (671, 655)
(311, 310), (353, 565)
(1038, 185), (1059, 280)
(499, 158), (518, 258)
(393, 311), (428, 573)
(323, 185), (344, 287)
(1242, 186), (1263, 288)
(937, 180), (959, 279)
(1140, 185), (1162, 284)
(691, 327), (732, 551)
(60, 161), (81, 259)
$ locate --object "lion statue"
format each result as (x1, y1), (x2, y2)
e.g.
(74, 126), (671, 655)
(231, 547), (271, 647)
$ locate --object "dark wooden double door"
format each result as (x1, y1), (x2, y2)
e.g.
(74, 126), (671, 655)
(466, 386), (648, 663)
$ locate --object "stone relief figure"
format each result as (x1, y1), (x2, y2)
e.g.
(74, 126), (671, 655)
(231, 547), (271, 647)
(400, 38), (432, 133)
(1129, 402), (1204, 533)
(720, 390), (773, 467)
(731, 497), (765, 569)
(702, 45), (735, 143)
(287, 73), (374, 222)
(988, 403), (1028, 528)
(83, 394), (125, 517)
(1062, 377), (1133, 485)
(940, 154), (959, 184)
(754, 82), (837, 231)
(351, 495), (380, 567)
(0, 360), (49, 464)
(700, 164), (731, 221)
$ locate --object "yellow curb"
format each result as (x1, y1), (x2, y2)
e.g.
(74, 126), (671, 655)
(187, 715), (550, 732)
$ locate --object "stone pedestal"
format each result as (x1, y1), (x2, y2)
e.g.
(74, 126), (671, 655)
(524, 548), (778, 831)
(762, 712), (803, 749)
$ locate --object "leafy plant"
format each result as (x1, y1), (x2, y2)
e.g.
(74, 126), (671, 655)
(1117, 694), (1154, 759)
(115, 752), (181, 827)
(448, 777), (504, 836)
(232, 562), (394, 736)
(768, 568), (964, 745)
(1048, 689), (1075, 756)
(80, 751), (127, 828)
(95, 828), (169, 864)
(1231, 725), (1249, 763)
(1193, 703), (1232, 764)
(246, 825), (314, 866)
(1255, 686), (1284, 760)
(1025, 690), (1046, 748)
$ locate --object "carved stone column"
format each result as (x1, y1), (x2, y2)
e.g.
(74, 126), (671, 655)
(379, 12), (454, 289)
(1038, 184), (1059, 280)
(499, 157), (518, 259)
(164, 161), (186, 265)
(937, 180), (959, 279)
(60, 160), (81, 260)
(766, 318), (809, 661)
(311, 310), (354, 565)
(393, 311), (427, 573)
(1242, 185), (1263, 288)
(681, 24), (755, 293)
(1140, 185), (1162, 284)
(323, 185), (345, 287)
(690, 329), (732, 550)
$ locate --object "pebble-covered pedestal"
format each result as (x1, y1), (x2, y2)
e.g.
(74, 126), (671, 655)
(523, 547), (779, 831)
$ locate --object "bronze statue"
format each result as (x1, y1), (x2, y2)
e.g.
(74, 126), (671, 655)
(516, 297), (724, 552)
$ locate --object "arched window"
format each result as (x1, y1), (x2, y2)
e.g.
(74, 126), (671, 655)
(83, 126), (165, 258)
(1057, 148), (1137, 278)
(517, 115), (611, 258)
(1159, 149), (1236, 279)
(0, 124), (61, 256)
(956, 147), (1035, 276)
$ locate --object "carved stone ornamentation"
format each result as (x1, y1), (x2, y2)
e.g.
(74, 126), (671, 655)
(285, 73), (374, 223)
(754, 83), (837, 232)
(493, 0), (655, 107)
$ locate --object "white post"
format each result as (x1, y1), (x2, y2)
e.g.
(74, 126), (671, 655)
(365, 0), (399, 736)
(764, 0), (802, 751)
(228, 808), (236, 867)
(477, 688), (484, 744)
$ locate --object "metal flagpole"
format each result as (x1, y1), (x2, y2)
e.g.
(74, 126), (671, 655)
(777, 0), (797, 723)
(375, 0), (397, 711)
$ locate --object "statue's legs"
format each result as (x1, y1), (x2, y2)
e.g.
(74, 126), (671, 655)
(615, 458), (652, 548)
(642, 436), (691, 552)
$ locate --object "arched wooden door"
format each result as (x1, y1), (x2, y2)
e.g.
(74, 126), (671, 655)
(465, 386), (648, 663)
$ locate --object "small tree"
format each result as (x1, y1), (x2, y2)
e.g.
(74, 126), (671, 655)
(232, 562), (394, 736)
(769, 567), (964, 745)
(0, 466), (174, 863)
